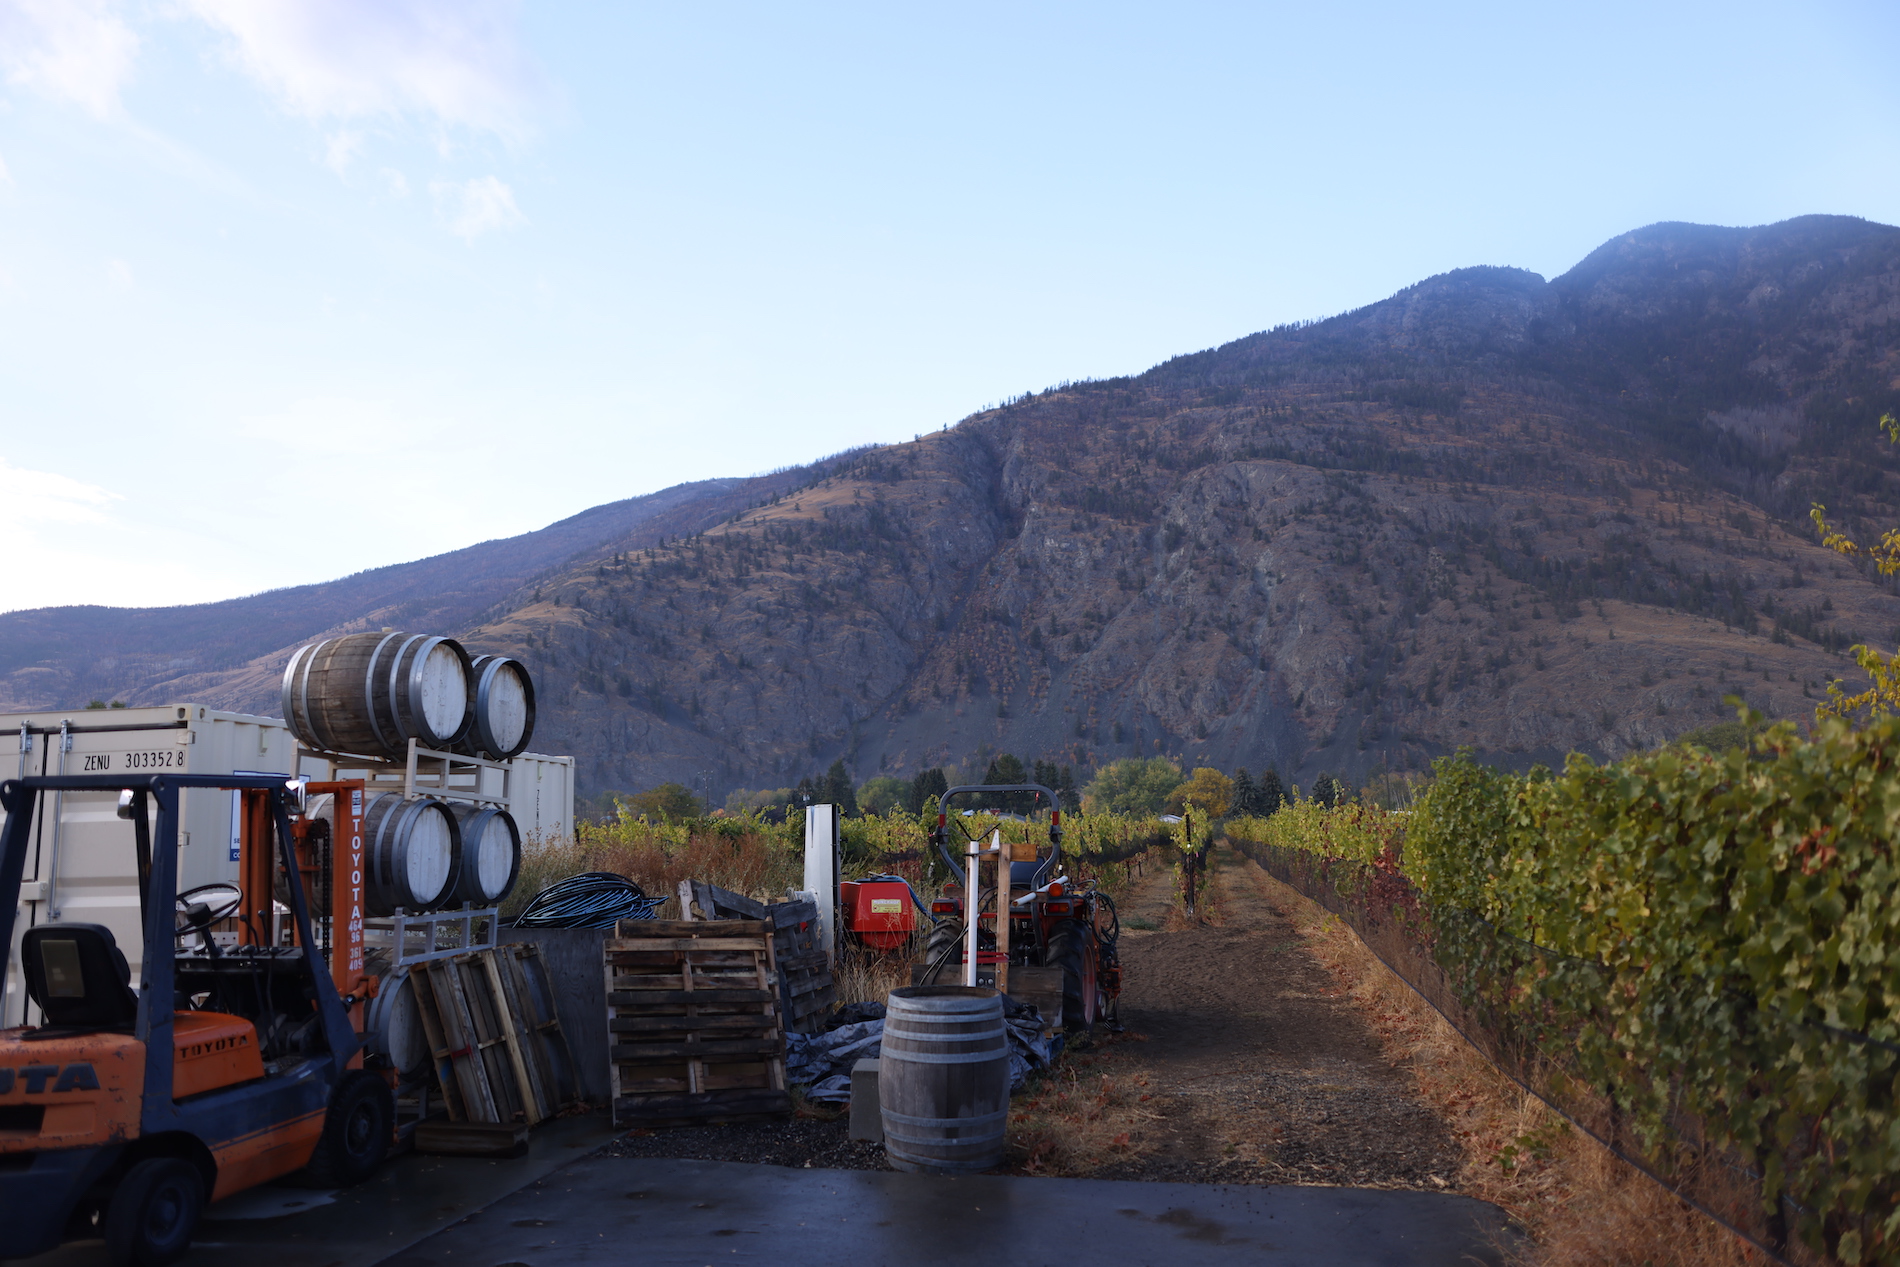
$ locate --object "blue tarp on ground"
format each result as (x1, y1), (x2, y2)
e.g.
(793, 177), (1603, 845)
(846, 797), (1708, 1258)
(785, 998), (1056, 1102)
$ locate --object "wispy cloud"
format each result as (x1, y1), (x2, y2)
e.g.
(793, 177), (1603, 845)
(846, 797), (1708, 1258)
(0, 0), (139, 118)
(0, 456), (120, 526)
(432, 175), (525, 244)
(186, 0), (543, 141)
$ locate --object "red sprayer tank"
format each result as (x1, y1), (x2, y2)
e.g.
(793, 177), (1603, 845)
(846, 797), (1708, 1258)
(839, 878), (916, 951)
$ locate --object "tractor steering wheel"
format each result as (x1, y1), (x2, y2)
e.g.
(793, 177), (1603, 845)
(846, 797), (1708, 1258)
(175, 882), (243, 944)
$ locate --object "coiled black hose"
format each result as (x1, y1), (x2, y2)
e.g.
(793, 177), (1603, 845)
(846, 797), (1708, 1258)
(513, 872), (667, 929)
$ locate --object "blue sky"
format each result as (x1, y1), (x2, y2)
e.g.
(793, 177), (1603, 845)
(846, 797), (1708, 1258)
(2, 0), (1896, 612)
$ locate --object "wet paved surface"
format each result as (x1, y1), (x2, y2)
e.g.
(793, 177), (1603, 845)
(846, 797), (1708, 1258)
(8, 1114), (618, 1267)
(380, 1157), (1513, 1267)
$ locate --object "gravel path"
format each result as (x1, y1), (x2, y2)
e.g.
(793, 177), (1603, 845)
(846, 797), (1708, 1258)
(1088, 847), (1460, 1189)
(607, 848), (1461, 1191)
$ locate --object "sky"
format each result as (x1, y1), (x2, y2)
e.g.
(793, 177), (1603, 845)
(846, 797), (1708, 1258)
(2, 1), (1897, 613)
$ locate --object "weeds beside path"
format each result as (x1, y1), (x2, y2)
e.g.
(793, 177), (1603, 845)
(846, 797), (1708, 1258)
(1241, 854), (1762, 1267)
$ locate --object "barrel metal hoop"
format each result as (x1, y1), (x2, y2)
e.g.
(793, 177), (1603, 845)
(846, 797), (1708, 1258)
(883, 1023), (1007, 1042)
(473, 657), (498, 756)
(388, 634), (426, 746)
(409, 636), (443, 745)
(364, 632), (403, 754)
(878, 1045), (1008, 1064)
(889, 1000), (1001, 1015)
(879, 1107), (1009, 1128)
(281, 643), (310, 745)
(882, 1130), (1005, 1149)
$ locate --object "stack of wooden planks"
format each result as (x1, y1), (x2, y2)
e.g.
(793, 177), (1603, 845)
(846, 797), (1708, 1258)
(684, 881), (835, 1035)
(605, 918), (791, 1127)
(409, 943), (577, 1129)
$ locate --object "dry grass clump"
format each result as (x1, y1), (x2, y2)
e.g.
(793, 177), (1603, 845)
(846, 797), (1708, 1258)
(832, 941), (917, 1008)
(1004, 1036), (1158, 1175)
(505, 827), (801, 919)
(1252, 869), (1763, 1267)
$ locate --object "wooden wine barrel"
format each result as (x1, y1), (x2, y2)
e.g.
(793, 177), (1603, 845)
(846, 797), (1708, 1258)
(365, 967), (429, 1076)
(456, 654), (536, 760)
(878, 986), (1009, 1173)
(282, 631), (473, 759)
(447, 803), (522, 907)
(363, 793), (461, 915)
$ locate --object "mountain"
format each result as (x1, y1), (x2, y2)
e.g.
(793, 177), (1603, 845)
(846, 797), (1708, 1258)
(8, 215), (1899, 805)
(0, 463), (866, 714)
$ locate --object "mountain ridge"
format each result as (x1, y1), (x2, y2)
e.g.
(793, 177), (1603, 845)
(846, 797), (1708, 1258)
(7, 215), (1898, 805)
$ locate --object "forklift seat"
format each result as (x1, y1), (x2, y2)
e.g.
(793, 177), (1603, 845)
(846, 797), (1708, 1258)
(21, 923), (140, 1030)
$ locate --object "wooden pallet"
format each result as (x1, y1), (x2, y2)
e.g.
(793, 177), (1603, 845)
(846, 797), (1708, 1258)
(409, 943), (577, 1126)
(686, 882), (836, 1035)
(606, 918), (790, 1126)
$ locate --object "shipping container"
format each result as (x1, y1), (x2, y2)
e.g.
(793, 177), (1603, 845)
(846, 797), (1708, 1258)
(3, 705), (576, 1027)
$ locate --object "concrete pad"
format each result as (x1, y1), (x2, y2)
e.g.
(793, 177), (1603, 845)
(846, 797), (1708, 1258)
(7, 1113), (619, 1267)
(377, 1157), (1515, 1267)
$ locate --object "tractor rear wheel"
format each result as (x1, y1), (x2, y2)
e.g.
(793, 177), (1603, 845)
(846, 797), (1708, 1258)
(300, 1070), (394, 1187)
(920, 919), (964, 984)
(105, 1157), (202, 1267)
(1046, 923), (1098, 1034)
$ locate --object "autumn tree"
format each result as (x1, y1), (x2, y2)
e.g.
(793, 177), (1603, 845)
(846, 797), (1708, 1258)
(1167, 767), (1235, 818)
(856, 776), (908, 816)
(621, 782), (700, 821)
(1082, 757), (1181, 815)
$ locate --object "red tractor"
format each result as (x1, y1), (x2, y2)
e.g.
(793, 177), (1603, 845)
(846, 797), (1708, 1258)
(921, 783), (1120, 1034)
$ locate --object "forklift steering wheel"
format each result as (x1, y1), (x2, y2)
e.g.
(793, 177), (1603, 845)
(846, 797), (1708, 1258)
(175, 882), (243, 940)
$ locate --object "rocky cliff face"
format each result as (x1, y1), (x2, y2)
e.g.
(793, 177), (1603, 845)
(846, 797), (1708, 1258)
(10, 216), (1900, 802)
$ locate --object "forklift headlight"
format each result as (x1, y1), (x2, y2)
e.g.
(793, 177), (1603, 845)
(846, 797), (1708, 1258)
(116, 789), (138, 820)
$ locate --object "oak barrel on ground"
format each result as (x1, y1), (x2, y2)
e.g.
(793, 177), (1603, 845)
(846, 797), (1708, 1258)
(878, 986), (1009, 1174)
(363, 792), (461, 915)
(282, 631), (473, 759)
(455, 654), (536, 760)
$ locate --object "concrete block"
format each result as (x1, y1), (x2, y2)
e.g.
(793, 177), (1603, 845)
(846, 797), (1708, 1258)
(848, 1058), (882, 1142)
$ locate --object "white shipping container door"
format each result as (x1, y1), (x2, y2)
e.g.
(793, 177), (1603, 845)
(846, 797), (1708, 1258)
(1, 705), (296, 1028)
(510, 752), (575, 844)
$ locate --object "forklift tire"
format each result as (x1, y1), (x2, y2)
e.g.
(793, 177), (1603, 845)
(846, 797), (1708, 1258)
(105, 1157), (203, 1267)
(1046, 924), (1095, 1034)
(301, 1070), (394, 1188)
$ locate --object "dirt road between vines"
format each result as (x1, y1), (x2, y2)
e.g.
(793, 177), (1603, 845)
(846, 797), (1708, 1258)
(1088, 846), (1461, 1189)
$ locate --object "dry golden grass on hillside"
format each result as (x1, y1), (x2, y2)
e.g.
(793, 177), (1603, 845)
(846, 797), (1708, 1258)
(1252, 871), (1765, 1267)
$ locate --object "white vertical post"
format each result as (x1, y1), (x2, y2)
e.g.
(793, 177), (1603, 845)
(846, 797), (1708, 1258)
(803, 804), (837, 956)
(963, 831), (981, 987)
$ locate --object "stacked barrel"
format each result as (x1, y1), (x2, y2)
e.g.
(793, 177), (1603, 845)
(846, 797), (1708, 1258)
(281, 631), (536, 914)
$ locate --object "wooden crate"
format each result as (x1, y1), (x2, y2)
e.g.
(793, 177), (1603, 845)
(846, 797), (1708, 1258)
(409, 943), (576, 1126)
(685, 882), (835, 1035)
(606, 918), (790, 1127)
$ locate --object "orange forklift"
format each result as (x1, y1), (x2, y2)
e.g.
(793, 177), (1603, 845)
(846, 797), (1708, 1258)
(0, 772), (391, 1265)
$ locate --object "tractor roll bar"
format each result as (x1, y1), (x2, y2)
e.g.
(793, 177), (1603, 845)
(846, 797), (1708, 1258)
(927, 783), (1062, 891)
